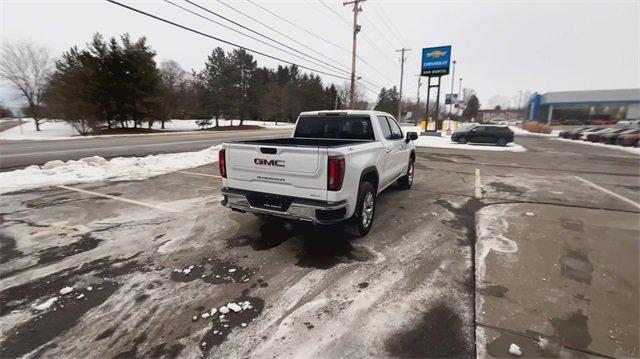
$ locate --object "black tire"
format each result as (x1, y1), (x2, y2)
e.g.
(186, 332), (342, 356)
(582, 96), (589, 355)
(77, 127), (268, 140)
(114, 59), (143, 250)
(458, 137), (468, 144)
(496, 138), (507, 146)
(346, 182), (376, 237)
(397, 158), (414, 190)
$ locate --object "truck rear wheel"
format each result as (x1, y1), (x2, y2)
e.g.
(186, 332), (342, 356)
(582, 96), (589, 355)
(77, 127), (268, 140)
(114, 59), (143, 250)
(346, 182), (376, 237)
(397, 159), (414, 190)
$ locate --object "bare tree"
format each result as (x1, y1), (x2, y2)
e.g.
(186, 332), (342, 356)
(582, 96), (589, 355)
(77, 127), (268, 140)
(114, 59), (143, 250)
(0, 41), (52, 131)
(157, 60), (190, 129)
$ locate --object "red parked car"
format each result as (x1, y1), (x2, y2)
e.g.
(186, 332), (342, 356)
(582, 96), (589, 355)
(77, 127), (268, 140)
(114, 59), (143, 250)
(592, 119), (618, 125)
(618, 133), (640, 147)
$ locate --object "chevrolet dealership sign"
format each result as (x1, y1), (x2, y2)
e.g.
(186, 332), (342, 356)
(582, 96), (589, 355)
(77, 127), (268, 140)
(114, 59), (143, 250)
(421, 46), (452, 76)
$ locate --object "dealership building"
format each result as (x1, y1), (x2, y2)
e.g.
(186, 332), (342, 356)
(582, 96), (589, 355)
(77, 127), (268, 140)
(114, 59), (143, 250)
(528, 88), (640, 124)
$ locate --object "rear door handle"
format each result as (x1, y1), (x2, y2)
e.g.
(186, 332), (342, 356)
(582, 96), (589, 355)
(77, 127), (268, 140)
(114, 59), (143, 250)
(385, 148), (392, 153)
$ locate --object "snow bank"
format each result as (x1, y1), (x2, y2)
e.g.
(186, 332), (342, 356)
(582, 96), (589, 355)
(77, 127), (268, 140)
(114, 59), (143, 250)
(0, 146), (220, 194)
(551, 137), (640, 155)
(509, 126), (559, 137)
(0, 118), (294, 141)
(401, 126), (527, 152)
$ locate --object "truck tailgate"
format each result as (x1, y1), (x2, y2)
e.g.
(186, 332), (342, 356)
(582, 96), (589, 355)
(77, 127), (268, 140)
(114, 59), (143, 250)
(225, 143), (328, 201)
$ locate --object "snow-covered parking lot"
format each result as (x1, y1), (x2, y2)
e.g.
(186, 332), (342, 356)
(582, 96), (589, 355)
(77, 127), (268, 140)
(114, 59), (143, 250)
(0, 135), (638, 358)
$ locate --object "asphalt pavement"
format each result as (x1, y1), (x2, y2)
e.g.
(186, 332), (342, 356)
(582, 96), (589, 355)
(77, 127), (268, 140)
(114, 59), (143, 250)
(0, 134), (638, 358)
(0, 128), (292, 170)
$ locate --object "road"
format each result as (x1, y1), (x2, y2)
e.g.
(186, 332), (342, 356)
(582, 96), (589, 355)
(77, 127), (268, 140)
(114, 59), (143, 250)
(0, 128), (292, 170)
(0, 135), (638, 358)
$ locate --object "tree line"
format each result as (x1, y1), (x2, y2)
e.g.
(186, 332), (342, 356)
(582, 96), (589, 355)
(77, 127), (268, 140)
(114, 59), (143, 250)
(0, 34), (480, 134)
(0, 34), (347, 134)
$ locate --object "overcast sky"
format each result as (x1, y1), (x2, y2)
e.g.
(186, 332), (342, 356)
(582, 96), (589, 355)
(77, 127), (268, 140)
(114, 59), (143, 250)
(1, 0), (639, 110)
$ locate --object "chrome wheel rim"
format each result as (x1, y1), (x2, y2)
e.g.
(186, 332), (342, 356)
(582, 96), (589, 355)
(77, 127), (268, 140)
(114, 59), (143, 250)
(408, 162), (414, 185)
(362, 192), (374, 228)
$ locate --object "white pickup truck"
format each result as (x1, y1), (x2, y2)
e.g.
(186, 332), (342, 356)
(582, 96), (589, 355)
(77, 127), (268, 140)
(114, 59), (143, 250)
(219, 110), (418, 236)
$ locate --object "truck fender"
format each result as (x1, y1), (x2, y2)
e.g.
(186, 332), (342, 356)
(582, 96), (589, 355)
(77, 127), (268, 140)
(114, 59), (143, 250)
(359, 166), (380, 194)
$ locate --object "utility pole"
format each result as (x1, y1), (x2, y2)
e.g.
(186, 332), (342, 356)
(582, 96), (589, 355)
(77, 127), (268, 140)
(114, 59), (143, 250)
(396, 47), (410, 120)
(448, 60), (456, 117)
(344, 0), (365, 109)
(414, 75), (422, 124)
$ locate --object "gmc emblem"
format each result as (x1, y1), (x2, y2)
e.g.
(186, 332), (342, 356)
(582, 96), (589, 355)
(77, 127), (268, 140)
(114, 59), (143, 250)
(254, 158), (285, 167)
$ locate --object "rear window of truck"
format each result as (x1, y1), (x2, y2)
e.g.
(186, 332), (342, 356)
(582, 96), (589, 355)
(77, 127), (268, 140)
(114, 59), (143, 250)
(294, 115), (374, 140)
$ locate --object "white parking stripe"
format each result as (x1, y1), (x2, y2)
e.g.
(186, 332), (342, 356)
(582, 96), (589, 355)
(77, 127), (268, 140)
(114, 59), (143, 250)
(57, 185), (179, 213)
(475, 168), (482, 199)
(574, 176), (640, 210)
(176, 171), (221, 178)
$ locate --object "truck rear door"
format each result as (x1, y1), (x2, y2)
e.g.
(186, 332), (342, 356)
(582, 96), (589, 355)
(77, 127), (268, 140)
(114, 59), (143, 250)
(225, 143), (328, 201)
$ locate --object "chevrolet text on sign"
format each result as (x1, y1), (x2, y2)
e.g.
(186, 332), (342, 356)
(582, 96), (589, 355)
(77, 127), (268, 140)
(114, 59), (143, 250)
(421, 45), (452, 76)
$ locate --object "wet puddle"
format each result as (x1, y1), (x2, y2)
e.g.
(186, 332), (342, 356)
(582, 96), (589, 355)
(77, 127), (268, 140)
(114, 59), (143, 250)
(385, 303), (473, 357)
(0, 282), (119, 357)
(559, 250), (593, 284)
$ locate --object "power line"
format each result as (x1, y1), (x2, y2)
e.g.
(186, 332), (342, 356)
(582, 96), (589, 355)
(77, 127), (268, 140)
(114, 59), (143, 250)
(246, 0), (352, 55)
(316, 0), (397, 67)
(104, 0), (352, 81)
(181, 0), (352, 77)
(212, 0), (352, 74)
(238, 0), (384, 90)
(370, 1), (407, 47)
(162, 0), (348, 76)
(314, 0), (397, 83)
(211, 0), (381, 90)
(359, 12), (396, 50)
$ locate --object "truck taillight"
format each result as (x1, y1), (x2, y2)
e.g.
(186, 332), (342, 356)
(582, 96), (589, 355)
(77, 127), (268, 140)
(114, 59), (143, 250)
(328, 155), (345, 191)
(218, 149), (227, 178)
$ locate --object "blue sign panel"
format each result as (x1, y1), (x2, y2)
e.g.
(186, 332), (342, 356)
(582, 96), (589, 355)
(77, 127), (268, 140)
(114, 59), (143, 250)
(421, 46), (452, 76)
(445, 93), (458, 105)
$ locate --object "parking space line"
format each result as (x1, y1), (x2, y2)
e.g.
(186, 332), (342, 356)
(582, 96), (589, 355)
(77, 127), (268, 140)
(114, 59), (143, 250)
(57, 185), (179, 213)
(475, 168), (482, 199)
(574, 176), (640, 210)
(176, 170), (221, 178)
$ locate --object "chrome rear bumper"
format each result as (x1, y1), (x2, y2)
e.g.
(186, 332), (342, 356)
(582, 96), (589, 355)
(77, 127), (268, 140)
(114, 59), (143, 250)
(221, 188), (348, 224)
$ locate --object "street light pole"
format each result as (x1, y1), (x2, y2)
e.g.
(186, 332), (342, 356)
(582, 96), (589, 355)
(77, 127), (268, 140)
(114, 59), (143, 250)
(458, 77), (463, 114)
(415, 75), (422, 124)
(448, 60), (456, 117)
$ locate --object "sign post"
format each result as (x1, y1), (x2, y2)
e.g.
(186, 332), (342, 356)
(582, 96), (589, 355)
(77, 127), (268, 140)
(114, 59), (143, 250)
(421, 45), (452, 134)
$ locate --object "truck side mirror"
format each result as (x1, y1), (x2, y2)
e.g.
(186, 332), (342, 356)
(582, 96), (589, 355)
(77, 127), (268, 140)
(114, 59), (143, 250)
(406, 132), (418, 142)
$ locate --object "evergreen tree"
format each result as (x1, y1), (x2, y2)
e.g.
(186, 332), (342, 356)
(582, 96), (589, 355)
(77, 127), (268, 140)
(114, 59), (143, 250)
(463, 95), (480, 121)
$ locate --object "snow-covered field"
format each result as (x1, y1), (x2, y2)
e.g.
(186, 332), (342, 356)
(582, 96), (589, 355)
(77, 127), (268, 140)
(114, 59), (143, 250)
(0, 146), (220, 194)
(0, 119), (294, 141)
(401, 126), (527, 152)
(551, 137), (640, 155)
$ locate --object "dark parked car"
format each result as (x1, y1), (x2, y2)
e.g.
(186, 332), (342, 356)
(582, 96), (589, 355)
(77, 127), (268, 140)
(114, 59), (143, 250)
(600, 129), (639, 144)
(452, 125), (514, 146)
(618, 133), (640, 147)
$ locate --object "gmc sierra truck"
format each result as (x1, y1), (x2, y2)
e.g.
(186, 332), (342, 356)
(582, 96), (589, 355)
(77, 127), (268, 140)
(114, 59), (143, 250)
(219, 110), (418, 236)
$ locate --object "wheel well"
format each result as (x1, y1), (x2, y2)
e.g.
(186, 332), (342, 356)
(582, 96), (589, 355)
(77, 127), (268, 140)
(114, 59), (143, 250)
(361, 168), (379, 193)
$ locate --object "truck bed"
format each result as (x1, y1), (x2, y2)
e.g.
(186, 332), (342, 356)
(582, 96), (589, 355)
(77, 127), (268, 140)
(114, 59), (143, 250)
(234, 137), (372, 148)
